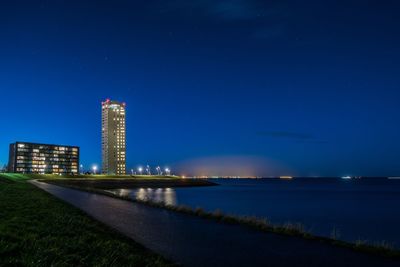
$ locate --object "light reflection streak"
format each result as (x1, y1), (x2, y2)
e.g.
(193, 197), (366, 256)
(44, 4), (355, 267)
(114, 187), (177, 206)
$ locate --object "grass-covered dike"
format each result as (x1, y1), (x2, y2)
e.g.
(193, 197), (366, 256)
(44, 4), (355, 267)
(1, 173), (216, 190)
(1, 173), (182, 180)
(0, 175), (174, 267)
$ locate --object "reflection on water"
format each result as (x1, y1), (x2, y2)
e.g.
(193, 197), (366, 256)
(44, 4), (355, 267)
(113, 188), (177, 206)
(110, 179), (400, 247)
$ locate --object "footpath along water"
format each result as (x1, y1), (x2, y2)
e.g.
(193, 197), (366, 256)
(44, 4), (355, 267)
(32, 180), (399, 267)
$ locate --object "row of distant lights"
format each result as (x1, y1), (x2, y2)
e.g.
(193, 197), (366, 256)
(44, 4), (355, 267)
(83, 165), (171, 175)
(136, 166), (171, 176)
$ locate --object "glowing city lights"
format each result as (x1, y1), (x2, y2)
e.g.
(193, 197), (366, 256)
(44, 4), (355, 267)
(92, 165), (98, 174)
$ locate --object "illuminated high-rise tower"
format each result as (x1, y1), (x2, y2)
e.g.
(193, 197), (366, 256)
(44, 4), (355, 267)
(102, 99), (126, 175)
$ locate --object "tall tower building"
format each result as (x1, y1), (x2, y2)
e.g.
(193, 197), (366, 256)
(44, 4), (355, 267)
(102, 99), (126, 175)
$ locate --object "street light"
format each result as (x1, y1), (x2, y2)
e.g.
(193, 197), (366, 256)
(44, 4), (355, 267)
(138, 167), (143, 175)
(156, 166), (162, 175)
(165, 168), (171, 176)
(146, 165), (151, 175)
(92, 165), (98, 175)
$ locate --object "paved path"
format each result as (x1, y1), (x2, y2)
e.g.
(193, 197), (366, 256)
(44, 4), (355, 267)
(31, 180), (399, 267)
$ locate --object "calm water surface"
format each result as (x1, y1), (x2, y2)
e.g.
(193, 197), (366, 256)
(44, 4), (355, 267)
(111, 178), (400, 247)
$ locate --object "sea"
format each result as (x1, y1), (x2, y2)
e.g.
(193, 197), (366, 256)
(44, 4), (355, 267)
(112, 178), (400, 247)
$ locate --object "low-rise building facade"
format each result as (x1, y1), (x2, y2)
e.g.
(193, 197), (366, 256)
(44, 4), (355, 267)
(8, 142), (79, 175)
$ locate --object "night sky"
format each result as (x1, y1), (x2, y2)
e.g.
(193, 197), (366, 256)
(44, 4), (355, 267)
(1, 0), (400, 177)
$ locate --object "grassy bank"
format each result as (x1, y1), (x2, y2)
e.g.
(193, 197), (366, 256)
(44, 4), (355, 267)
(57, 183), (400, 259)
(0, 173), (32, 181)
(0, 173), (216, 190)
(0, 177), (174, 266)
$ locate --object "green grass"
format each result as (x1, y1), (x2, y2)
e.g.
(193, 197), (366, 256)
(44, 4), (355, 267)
(0, 173), (32, 181)
(0, 177), (174, 267)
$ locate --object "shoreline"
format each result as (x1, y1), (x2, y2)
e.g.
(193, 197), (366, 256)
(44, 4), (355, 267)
(32, 180), (400, 267)
(45, 180), (400, 260)
(42, 178), (218, 189)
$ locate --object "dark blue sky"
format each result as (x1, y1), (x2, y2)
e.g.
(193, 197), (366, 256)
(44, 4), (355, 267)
(1, 0), (400, 176)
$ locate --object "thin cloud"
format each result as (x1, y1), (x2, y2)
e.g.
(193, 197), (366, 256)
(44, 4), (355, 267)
(258, 131), (329, 144)
(257, 131), (315, 140)
(154, 1), (290, 40)
(210, 0), (260, 20)
(156, 0), (285, 22)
